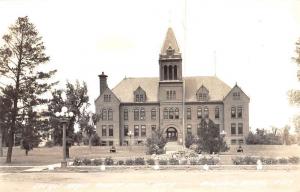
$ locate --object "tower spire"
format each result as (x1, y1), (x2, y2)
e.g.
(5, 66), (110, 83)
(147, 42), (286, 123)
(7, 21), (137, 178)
(160, 28), (180, 55)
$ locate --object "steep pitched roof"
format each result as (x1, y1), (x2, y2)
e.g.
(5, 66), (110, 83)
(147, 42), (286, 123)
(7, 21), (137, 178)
(160, 27), (180, 55)
(111, 76), (231, 102)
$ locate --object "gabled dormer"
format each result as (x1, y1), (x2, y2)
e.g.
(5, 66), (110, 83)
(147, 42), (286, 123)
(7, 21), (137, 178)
(196, 85), (209, 101)
(223, 84), (250, 102)
(134, 86), (146, 102)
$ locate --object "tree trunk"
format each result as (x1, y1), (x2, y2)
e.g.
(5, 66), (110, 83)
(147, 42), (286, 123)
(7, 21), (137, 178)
(25, 150), (28, 156)
(89, 136), (92, 150)
(6, 131), (14, 163)
(66, 146), (69, 158)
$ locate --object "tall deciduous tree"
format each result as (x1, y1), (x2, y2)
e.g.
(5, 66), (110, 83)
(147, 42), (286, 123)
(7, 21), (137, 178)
(195, 119), (229, 154)
(0, 16), (56, 163)
(78, 111), (98, 149)
(48, 81), (89, 158)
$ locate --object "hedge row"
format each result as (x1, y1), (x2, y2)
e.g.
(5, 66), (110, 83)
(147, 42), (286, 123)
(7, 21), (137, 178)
(73, 157), (219, 166)
(232, 156), (300, 165)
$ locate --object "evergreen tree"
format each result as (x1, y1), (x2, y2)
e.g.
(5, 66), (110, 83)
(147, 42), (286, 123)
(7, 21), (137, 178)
(0, 16), (56, 163)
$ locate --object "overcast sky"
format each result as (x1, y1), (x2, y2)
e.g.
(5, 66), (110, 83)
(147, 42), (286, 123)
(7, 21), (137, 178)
(0, 0), (300, 131)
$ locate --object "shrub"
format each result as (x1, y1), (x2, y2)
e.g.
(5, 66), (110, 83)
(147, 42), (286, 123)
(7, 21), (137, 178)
(279, 158), (288, 164)
(125, 159), (134, 165)
(91, 134), (101, 146)
(244, 156), (257, 165)
(105, 157), (114, 165)
(134, 157), (145, 165)
(158, 159), (168, 165)
(190, 159), (198, 165)
(117, 160), (124, 165)
(180, 159), (187, 165)
(93, 159), (103, 166)
(199, 157), (208, 165)
(232, 156), (244, 165)
(73, 157), (82, 166)
(146, 159), (155, 165)
(169, 158), (179, 165)
(288, 156), (300, 164)
(261, 157), (278, 165)
(82, 158), (91, 165)
(45, 140), (54, 148)
(145, 129), (167, 155)
(207, 157), (219, 165)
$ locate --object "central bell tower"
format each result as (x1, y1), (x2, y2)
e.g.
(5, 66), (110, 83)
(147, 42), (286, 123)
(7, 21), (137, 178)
(159, 28), (182, 81)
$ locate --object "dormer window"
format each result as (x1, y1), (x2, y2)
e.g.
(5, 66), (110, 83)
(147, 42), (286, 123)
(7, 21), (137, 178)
(233, 92), (240, 100)
(134, 86), (146, 102)
(104, 94), (111, 102)
(196, 85), (209, 101)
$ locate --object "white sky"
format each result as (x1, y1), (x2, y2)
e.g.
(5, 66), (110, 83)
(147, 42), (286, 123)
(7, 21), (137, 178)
(0, 0), (300, 131)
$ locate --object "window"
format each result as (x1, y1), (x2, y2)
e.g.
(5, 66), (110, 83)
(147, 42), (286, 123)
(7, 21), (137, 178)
(204, 107), (209, 118)
(102, 109), (107, 120)
(174, 65), (177, 80)
(140, 108), (145, 120)
(109, 125), (113, 136)
(187, 124), (192, 135)
(231, 107), (236, 118)
(231, 139), (237, 145)
(197, 85), (209, 101)
(238, 123), (243, 134)
(237, 107), (243, 118)
(169, 108), (174, 119)
(175, 108), (179, 119)
(124, 109), (128, 121)
(215, 107), (219, 119)
(104, 94), (111, 102)
(135, 94), (145, 102)
(108, 109), (113, 120)
(231, 123), (236, 135)
(101, 141), (107, 146)
(134, 125), (139, 137)
(197, 107), (202, 119)
(163, 108), (168, 119)
(233, 92), (240, 100)
(151, 108), (156, 120)
(109, 141), (113, 146)
(124, 125), (128, 136)
(164, 66), (168, 80)
(197, 124), (201, 136)
(135, 94), (140, 102)
(151, 125), (156, 131)
(134, 109), (139, 121)
(141, 125), (146, 137)
(102, 125), (107, 136)
(199, 93), (207, 101)
(187, 107), (191, 120)
(239, 139), (244, 144)
(166, 90), (176, 100)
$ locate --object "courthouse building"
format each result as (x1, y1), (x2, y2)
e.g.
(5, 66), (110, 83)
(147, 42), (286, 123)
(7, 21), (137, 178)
(95, 28), (250, 146)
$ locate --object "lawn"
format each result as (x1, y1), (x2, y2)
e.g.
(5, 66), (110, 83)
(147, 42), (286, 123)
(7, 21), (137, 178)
(0, 144), (299, 166)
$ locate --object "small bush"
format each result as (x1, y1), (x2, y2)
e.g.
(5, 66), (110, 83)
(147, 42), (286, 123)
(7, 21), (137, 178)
(279, 158), (288, 164)
(244, 156), (257, 165)
(117, 160), (124, 165)
(45, 140), (54, 148)
(134, 157), (145, 165)
(180, 159), (187, 165)
(288, 156), (300, 164)
(199, 157), (208, 165)
(125, 159), (134, 165)
(73, 157), (82, 166)
(169, 158), (179, 165)
(158, 159), (168, 165)
(105, 157), (114, 165)
(93, 159), (103, 166)
(82, 158), (91, 165)
(146, 159), (155, 165)
(207, 157), (219, 165)
(262, 157), (278, 165)
(190, 159), (198, 165)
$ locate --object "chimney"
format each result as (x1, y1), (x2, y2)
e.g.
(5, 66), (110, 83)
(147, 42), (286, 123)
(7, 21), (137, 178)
(98, 72), (108, 95)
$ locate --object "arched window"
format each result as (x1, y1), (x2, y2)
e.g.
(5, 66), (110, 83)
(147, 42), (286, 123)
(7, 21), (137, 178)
(151, 108), (156, 120)
(169, 108), (174, 119)
(124, 109), (128, 121)
(197, 107), (202, 119)
(140, 108), (145, 120)
(175, 108), (179, 119)
(108, 109), (113, 120)
(231, 106), (236, 118)
(215, 107), (219, 119)
(187, 107), (191, 120)
(102, 109), (107, 120)
(163, 108), (168, 119)
(174, 65), (177, 80)
(164, 66), (168, 80)
(169, 66), (173, 80)
(204, 107), (209, 118)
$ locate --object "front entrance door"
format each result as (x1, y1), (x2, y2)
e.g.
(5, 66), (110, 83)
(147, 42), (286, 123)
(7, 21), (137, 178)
(166, 127), (178, 141)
